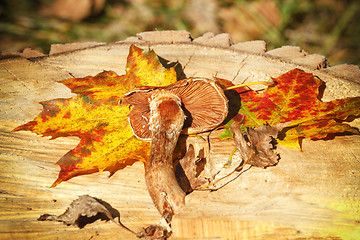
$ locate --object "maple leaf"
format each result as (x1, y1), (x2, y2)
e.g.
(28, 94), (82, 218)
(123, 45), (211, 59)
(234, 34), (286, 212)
(219, 69), (360, 150)
(14, 45), (178, 187)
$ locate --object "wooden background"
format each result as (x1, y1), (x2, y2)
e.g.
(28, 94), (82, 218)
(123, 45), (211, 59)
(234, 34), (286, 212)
(1, 31), (360, 239)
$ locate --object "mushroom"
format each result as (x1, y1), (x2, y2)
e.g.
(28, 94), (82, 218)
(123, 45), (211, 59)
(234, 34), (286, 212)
(121, 78), (228, 223)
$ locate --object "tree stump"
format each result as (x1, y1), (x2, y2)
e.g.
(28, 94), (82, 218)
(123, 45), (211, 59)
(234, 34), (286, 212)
(1, 31), (359, 240)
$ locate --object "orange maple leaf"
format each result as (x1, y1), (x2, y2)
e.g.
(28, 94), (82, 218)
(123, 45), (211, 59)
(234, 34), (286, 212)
(14, 45), (178, 187)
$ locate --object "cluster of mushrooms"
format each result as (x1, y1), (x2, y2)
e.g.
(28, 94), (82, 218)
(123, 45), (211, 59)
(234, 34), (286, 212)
(121, 78), (229, 237)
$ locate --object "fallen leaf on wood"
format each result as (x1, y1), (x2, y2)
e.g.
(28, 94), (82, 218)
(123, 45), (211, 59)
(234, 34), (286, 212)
(219, 68), (360, 150)
(230, 122), (288, 168)
(14, 44), (178, 187)
(38, 195), (174, 238)
(38, 195), (135, 235)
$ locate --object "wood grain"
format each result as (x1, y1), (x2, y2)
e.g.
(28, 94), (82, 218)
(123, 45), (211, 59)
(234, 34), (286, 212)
(1, 31), (359, 240)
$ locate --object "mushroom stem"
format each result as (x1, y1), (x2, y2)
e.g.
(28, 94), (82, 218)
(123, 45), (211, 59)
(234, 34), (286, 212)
(145, 91), (186, 223)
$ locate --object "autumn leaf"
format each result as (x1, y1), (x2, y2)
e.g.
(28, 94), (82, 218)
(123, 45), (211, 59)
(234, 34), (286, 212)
(219, 69), (360, 150)
(14, 44), (178, 187)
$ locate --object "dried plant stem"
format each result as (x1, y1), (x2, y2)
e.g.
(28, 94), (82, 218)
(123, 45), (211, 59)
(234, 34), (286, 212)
(198, 150), (253, 190)
(226, 81), (272, 90)
(225, 147), (238, 167)
(112, 216), (137, 236)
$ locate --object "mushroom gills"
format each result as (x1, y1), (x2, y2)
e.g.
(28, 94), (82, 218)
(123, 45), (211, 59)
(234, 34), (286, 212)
(122, 78), (229, 141)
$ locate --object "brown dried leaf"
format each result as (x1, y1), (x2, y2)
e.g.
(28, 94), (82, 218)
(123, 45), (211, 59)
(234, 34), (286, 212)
(176, 144), (210, 192)
(230, 122), (288, 168)
(38, 195), (134, 234)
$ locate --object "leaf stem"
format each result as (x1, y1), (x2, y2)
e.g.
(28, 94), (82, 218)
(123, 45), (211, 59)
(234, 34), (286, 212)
(226, 81), (272, 90)
(223, 147), (237, 168)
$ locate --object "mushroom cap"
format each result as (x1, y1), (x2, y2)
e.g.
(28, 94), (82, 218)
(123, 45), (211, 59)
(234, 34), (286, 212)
(121, 78), (229, 141)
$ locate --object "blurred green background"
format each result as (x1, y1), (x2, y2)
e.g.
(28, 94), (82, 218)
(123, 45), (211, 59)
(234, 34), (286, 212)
(1, 0), (359, 65)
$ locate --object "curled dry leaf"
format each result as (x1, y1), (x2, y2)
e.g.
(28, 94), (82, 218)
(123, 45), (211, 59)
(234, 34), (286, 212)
(38, 195), (135, 235)
(230, 122), (288, 168)
(177, 144), (210, 191)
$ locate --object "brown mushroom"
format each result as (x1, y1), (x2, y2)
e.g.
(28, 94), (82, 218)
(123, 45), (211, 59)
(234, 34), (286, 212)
(121, 78), (228, 224)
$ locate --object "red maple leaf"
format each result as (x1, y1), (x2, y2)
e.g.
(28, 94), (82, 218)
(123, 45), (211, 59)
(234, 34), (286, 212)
(218, 68), (360, 150)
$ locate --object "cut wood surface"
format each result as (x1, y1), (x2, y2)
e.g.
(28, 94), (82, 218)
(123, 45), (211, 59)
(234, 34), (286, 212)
(1, 31), (360, 240)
